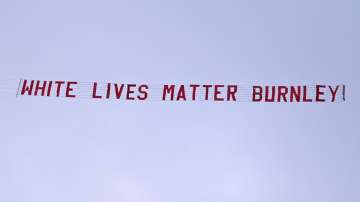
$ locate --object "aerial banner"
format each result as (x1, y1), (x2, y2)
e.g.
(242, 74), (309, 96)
(0, 78), (345, 103)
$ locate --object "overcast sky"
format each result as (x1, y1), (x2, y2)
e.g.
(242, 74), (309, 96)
(0, 0), (359, 201)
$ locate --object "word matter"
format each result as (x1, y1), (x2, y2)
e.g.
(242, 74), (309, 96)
(18, 79), (346, 103)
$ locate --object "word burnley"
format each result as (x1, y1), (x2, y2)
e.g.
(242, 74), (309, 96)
(18, 79), (346, 103)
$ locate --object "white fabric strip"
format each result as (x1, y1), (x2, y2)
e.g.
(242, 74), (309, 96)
(7, 79), (346, 103)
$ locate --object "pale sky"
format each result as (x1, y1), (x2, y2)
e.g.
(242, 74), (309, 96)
(0, 0), (359, 201)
